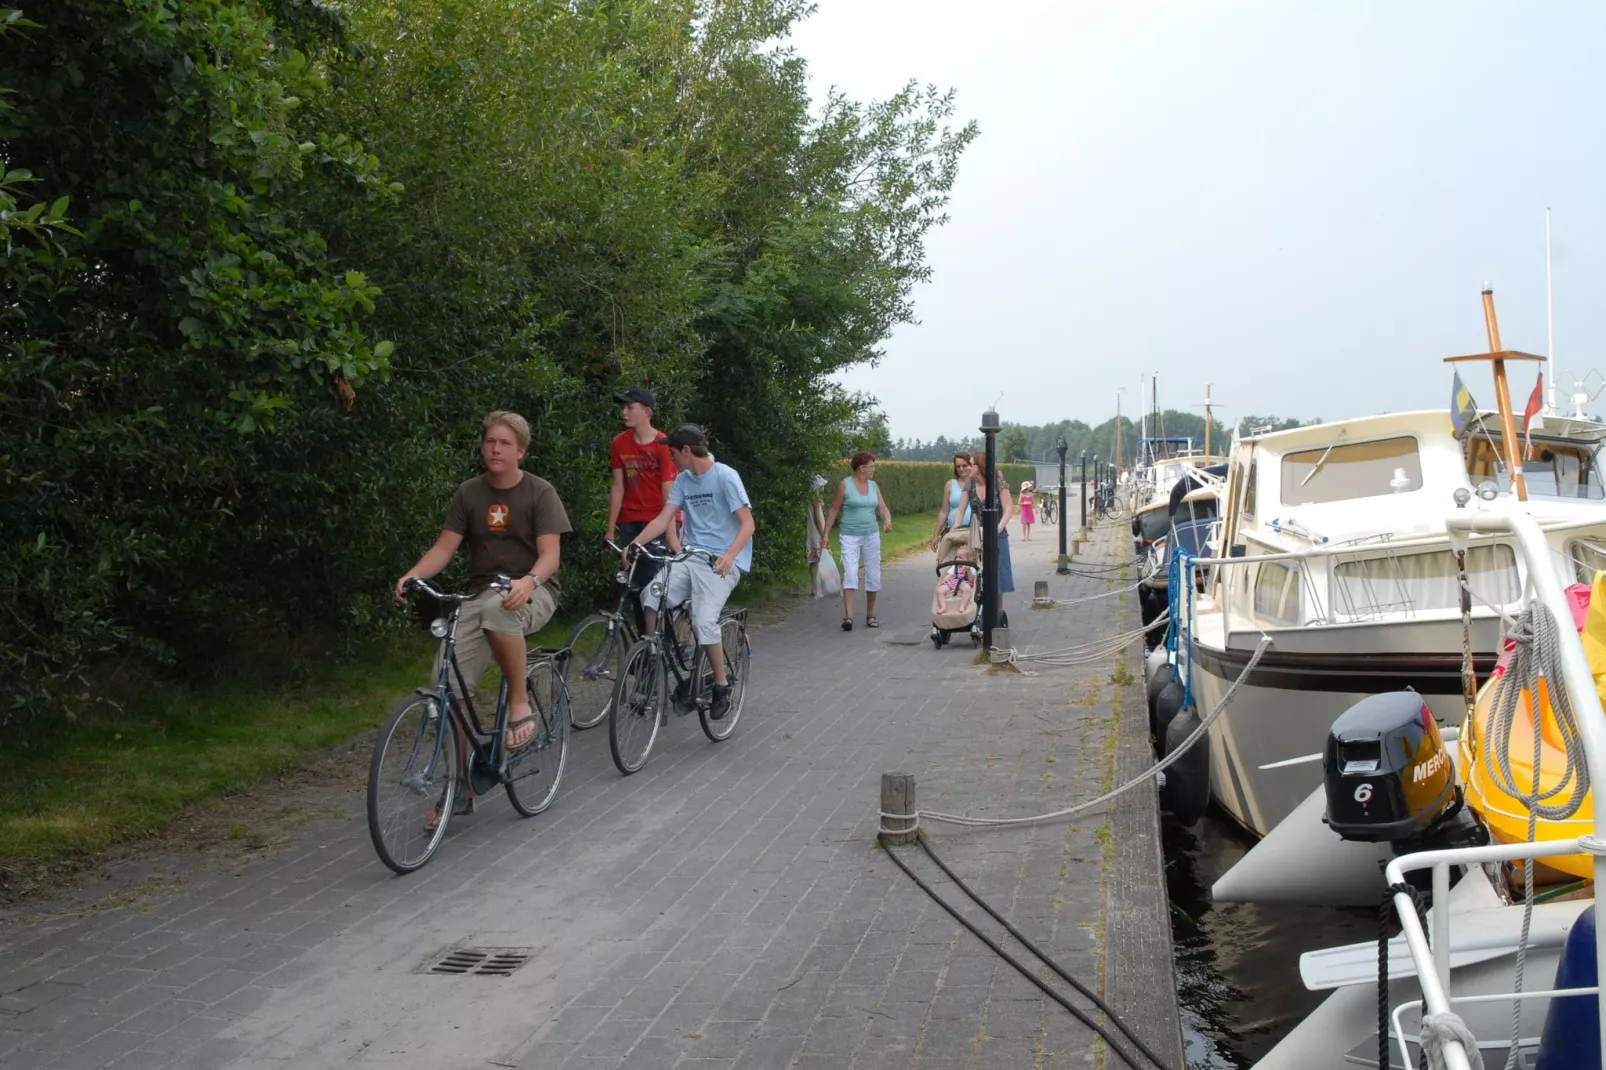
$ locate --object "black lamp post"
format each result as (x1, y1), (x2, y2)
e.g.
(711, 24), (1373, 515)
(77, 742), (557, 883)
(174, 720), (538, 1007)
(1079, 451), (1089, 531)
(1055, 436), (1069, 574)
(980, 408), (1001, 650)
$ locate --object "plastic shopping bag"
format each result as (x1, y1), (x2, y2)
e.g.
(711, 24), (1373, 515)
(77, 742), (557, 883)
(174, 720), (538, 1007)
(815, 548), (843, 597)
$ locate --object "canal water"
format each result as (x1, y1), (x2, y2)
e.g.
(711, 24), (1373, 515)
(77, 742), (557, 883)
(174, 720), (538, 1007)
(1164, 812), (1378, 1068)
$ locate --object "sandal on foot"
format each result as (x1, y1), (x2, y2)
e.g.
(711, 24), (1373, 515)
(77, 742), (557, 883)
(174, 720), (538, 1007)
(425, 793), (474, 832)
(841, 618), (853, 631)
(866, 616), (879, 628)
(504, 714), (538, 751)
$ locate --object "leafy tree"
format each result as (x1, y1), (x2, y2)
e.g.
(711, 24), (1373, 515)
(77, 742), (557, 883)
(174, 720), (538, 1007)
(0, 0), (977, 730)
(1, 0), (394, 723)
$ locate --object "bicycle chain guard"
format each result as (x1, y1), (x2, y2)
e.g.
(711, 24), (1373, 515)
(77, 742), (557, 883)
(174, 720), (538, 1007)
(469, 751), (501, 795)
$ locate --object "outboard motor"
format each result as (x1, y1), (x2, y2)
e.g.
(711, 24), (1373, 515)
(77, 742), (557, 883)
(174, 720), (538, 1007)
(1322, 690), (1486, 857)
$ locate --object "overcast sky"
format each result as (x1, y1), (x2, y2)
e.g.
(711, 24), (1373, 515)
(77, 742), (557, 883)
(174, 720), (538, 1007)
(789, 1), (1606, 446)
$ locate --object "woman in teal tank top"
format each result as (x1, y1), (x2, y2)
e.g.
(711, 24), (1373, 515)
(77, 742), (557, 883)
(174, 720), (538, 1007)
(825, 451), (893, 630)
(929, 453), (974, 556)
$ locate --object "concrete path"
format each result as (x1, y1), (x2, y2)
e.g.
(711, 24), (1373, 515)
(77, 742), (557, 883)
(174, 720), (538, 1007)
(0, 520), (1183, 1070)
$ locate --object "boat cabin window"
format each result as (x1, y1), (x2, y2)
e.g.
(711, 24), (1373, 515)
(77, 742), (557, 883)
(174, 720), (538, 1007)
(1177, 496), (1218, 524)
(1242, 461), (1257, 520)
(1331, 544), (1519, 617)
(1464, 437), (1605, 499)
(1279, 436), (1422, 505)
(1567, 539), (1606, 585)
(1252, 561), (1300, 625)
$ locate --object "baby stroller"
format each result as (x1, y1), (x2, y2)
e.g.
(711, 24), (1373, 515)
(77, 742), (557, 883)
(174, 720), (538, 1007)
(929, 530), (982, 648)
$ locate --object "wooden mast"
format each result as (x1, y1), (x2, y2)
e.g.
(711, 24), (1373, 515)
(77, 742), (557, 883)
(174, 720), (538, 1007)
(1444, 286), (1543, 502)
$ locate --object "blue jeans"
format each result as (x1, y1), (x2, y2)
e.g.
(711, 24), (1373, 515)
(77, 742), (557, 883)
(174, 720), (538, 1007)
(995, 530), (1015, 594)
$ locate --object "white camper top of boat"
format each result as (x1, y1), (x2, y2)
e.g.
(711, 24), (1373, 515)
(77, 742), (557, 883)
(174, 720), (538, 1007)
(1227, 409), (1606, 552)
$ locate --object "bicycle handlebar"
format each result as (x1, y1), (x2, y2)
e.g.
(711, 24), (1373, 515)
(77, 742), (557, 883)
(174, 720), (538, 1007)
(402, 573), (512, 603)
(615, 540), (719, 566)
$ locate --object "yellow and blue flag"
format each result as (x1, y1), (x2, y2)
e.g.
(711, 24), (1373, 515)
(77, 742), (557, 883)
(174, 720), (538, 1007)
(1451, 372), (1478, 436)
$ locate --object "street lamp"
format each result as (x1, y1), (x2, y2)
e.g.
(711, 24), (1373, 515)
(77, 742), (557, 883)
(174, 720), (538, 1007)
(980, 407), (1002, 649)
(1055, 436), (1069, 574)
(1079, 451), (1090, 532)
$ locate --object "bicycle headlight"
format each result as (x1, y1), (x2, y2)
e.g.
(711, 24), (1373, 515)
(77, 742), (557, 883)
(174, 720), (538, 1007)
(616, 569), (632, 585)
(429, 617), (449, 639)
(648, 581), (665, 600)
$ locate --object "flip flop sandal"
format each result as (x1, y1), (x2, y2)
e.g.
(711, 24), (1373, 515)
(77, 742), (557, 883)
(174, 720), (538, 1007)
(866, 616), (879, 628)
(425, 792), (474, 832)
(841, 618), (853, 631)
(504, 715), (539, 751)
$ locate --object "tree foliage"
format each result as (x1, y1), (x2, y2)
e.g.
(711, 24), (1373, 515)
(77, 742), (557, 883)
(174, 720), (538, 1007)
(0, 0), (976, 731)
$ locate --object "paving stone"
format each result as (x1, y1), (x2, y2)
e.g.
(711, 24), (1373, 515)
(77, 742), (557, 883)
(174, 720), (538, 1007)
(0, 523), (1180, 1070)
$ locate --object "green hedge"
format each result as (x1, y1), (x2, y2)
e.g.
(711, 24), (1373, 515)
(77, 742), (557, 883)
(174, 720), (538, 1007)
(823, 460), (1037, 516)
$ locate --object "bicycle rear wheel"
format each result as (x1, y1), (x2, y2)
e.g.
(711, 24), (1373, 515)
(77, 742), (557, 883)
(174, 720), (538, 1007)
(368, 693), (460, 874)
(700, 617), (750, 742)
(565, 613), (622, 729)
(505, 656), (570, 816)
(608, 640), (663, 774)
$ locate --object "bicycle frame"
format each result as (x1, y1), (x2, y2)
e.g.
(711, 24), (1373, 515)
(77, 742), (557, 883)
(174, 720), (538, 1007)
(412, 590), (565, 793)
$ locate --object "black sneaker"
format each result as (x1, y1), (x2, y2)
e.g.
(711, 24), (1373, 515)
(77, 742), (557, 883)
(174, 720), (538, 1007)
(709, 684), (732, 721)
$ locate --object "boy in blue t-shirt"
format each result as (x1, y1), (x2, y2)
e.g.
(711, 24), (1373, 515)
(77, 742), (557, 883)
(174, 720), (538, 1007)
(624, 424), (755, 719)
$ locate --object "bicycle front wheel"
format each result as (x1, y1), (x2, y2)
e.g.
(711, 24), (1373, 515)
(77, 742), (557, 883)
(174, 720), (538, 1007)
(506, 656), (570, 817)
(565, 613), (622, 729)
(368, 693), (460, 874)
(700, 617), (750, 742)
(608, 640), (663, 775)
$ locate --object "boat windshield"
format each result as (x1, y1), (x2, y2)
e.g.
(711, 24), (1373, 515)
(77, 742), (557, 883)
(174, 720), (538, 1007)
(1464, 436), (1606, 499)
(1135, 506), (1173, 543)
(1280, 436), (1423, 505)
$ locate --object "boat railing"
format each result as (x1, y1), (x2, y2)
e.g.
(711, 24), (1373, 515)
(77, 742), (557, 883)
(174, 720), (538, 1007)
(1188, 511), (1587, 630)
(1380, 506), (1606, 1070)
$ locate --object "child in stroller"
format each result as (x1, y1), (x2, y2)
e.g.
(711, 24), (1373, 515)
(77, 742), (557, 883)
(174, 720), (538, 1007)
(930, 543), (981, 648)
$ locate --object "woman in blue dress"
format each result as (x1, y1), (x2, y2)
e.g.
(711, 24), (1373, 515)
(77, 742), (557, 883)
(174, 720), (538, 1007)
(960, 451), (1015, 597)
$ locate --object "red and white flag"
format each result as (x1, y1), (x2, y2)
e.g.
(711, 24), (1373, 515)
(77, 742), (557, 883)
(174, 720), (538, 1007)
(1523, 372), (1544, 448)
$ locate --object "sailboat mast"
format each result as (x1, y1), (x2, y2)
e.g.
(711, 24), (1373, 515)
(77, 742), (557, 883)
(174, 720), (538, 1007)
(1114, 391), (1122, 475)
(1482, 288), (1529, 502)
(1203, 382), (1213, 457)
(1547, 207), (1556, 413)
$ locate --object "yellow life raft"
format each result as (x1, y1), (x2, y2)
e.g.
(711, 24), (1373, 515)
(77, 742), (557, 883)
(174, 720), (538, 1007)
(1458, 573), (1605, 882)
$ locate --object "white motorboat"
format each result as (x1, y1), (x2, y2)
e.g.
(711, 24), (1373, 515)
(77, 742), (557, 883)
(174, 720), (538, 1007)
(1179, 408), (1606, 838)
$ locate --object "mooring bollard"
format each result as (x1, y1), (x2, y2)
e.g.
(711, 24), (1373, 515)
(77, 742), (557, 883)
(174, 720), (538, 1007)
(879, 772), (917, 845)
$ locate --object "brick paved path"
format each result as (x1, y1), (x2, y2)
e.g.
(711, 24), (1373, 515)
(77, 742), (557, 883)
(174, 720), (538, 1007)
(0, 520), (1183, 1070)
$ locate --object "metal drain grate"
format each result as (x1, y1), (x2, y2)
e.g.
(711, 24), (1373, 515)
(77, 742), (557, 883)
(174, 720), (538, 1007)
(422, 946), (534, 977)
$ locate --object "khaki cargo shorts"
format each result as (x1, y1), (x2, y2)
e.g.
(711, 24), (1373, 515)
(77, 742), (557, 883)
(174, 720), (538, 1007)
(437, 584), (558, 695)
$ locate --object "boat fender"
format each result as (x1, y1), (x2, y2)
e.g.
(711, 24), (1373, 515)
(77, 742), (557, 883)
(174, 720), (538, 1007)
(1159, 704), (1210, 826)
(1146, 656), (1173, 714)
(1143, 644), (1167, 685)
(1137, 585), (1167, 649)
(1535, 904), (1600, 1070)
(1151, 677), (1185, 757)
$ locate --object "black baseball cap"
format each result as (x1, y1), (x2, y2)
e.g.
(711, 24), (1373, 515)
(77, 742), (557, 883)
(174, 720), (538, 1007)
(663, 423), (706, 449)
(614, 386), (656, 409)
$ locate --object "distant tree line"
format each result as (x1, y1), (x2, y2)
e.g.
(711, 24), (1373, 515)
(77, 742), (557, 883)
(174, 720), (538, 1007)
(884, 411), (1317, 465)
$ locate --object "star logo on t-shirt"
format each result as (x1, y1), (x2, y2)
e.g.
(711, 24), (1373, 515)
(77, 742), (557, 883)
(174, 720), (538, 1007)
(487, 504), (509, 531)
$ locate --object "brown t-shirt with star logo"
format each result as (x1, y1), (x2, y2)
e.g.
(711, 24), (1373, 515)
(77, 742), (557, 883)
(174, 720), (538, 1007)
(444, 472), (572, 597)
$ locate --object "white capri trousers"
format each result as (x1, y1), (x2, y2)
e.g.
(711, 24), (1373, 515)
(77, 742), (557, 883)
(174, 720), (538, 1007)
(663, 558), (742, 645)
(839, 532), (882, 592)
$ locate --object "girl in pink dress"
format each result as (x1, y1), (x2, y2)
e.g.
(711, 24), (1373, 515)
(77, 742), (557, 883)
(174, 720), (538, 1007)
(1019, 481), (1036, 540)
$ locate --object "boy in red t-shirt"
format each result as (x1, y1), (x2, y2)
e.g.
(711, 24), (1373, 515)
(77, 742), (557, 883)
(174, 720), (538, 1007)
(607, 387), (679, 632)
